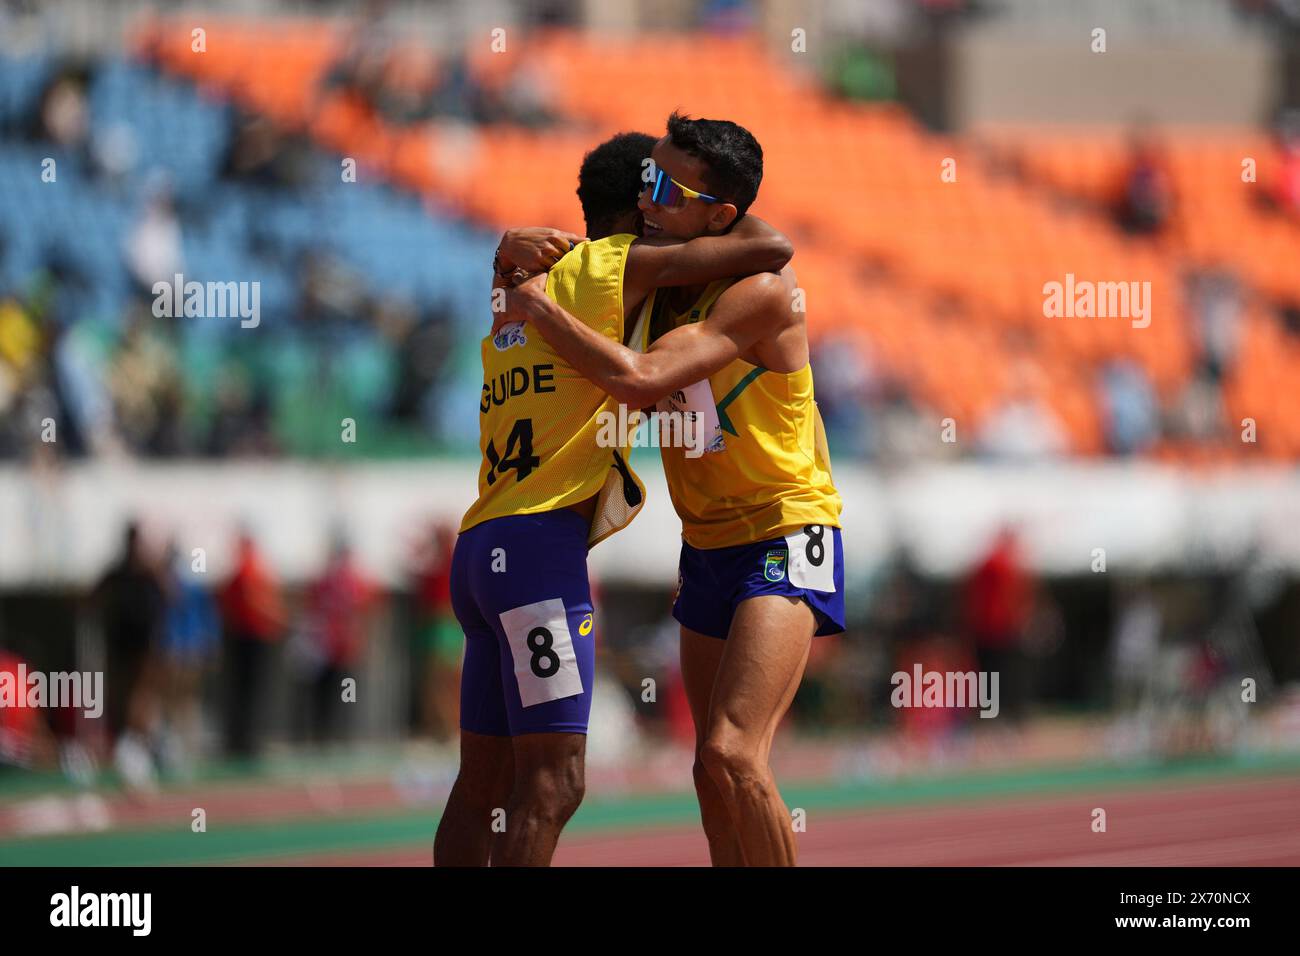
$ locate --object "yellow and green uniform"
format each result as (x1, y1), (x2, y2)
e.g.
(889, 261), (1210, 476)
(460, 234), (645, 547)
(638, 279), (842, 550)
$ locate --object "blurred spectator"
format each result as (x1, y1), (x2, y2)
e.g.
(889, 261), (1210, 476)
(302, 534), (376, 744)
(976, 386), (1068, 461)
(873, 549), (938, 654)
(791, 636), (843, 726)
(1163, 268), (1241, 446)
(105, 313), (185, 456)
(1111, 581), (1161, 712)
(1114, 125), (1175, 236)
(158, 541), (220, 776)
(962, 527), (1032, 724)
(0, 649), (57, 771)
(373, 50), (440, 126)
(123, 174), (183, 297)
(1271, 110), (1300, 219)
(875, 379), (941, 465)
(810, 332), (876, 459)
(493, 58), (559, 129)
(320, 0), (398, 105)
(219, 530), (287, 759)
(0, 293), (46, 459)
(204, 362), (278, 458)
(1187, 267), (1242, 384)
(384, 299), (453, 433)
(0, 294), (40, 386)
(1097, 359), (1158, 456)
(318, 2), (556, 131)
(221, 113), (312, 189)
(894, 633), (976, 744)
(874, 549), (960, 737)
(91, 521), (165, 790)
(297, 249), (368, 330)
(1281, 297), (1300, 339)
(1019, 582), (1066, 702)
(31, 66), (89, 152)
(409, 521), (460, 741)
(1170, 373), (1227, 445)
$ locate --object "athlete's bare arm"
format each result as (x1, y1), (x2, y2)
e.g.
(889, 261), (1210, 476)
(493, 218), (792, 310)
(504, 267), (801, 409)
(621, 215), (791, 302)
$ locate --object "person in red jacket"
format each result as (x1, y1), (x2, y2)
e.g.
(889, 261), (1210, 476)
(410, 521), (460, 742)
(304, 536), (376, 744)
(962, 527), (1032, 724)
(0, 651), (56, 771)
(220, 530), (287, 759)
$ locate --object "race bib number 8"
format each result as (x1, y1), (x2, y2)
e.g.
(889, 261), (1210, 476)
(784, 525), (836, 593)
(499, 598), (585, 708)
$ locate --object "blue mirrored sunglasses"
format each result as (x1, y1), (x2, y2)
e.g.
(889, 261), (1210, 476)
(648, 168), (718, 208)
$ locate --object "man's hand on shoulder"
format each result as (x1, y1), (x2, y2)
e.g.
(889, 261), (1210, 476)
(495, 272), (549, 334)
(496, 227), (587, 275)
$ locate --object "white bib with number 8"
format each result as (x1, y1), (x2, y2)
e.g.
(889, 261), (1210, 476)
(499, 598), (585, 707)
(784, 525), (836, 593)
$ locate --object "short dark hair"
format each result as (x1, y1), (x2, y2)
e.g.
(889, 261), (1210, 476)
(665, 111), (763, 218)
(577, 131), (656, 238)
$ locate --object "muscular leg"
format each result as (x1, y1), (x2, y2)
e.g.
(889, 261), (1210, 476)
(699, 595), (814, 867)
(680, 628), (745, 866)
(434, 730), (515, 866)
(492, 732), (586, 867)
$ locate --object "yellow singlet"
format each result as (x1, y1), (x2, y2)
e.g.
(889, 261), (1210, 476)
(638, 279), (842, 550)
(460, 234), (645, 547)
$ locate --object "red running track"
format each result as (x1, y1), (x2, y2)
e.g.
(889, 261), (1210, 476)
(253, 773), (1300, 867)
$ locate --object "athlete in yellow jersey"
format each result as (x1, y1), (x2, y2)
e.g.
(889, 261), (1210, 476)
(504, 113), (843, 867)
(434, 132), (794, 867)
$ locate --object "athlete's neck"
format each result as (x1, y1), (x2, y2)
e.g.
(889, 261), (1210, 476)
(668, 283), (708, 315)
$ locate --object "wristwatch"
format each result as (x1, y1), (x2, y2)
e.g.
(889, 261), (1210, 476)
(492, 246), (510, 278)
(493, 248), (532, 287)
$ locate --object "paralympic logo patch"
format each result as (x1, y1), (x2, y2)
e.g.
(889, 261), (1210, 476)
(493, 321), (527, 351)
(763, 550), (787, 582)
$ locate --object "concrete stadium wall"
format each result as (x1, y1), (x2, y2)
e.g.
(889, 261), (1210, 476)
(953, 31), (1279, 128)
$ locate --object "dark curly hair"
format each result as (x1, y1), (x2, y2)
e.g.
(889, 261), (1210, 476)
(665, 111), (763, 219)
(577, 131), (656, 238)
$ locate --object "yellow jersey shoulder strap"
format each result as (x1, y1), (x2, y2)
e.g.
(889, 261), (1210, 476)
(545, 233), (637, 331)
(631, 289), (656, 352)
(691, 278), (733, 321)
(644, 277), (735, 347)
